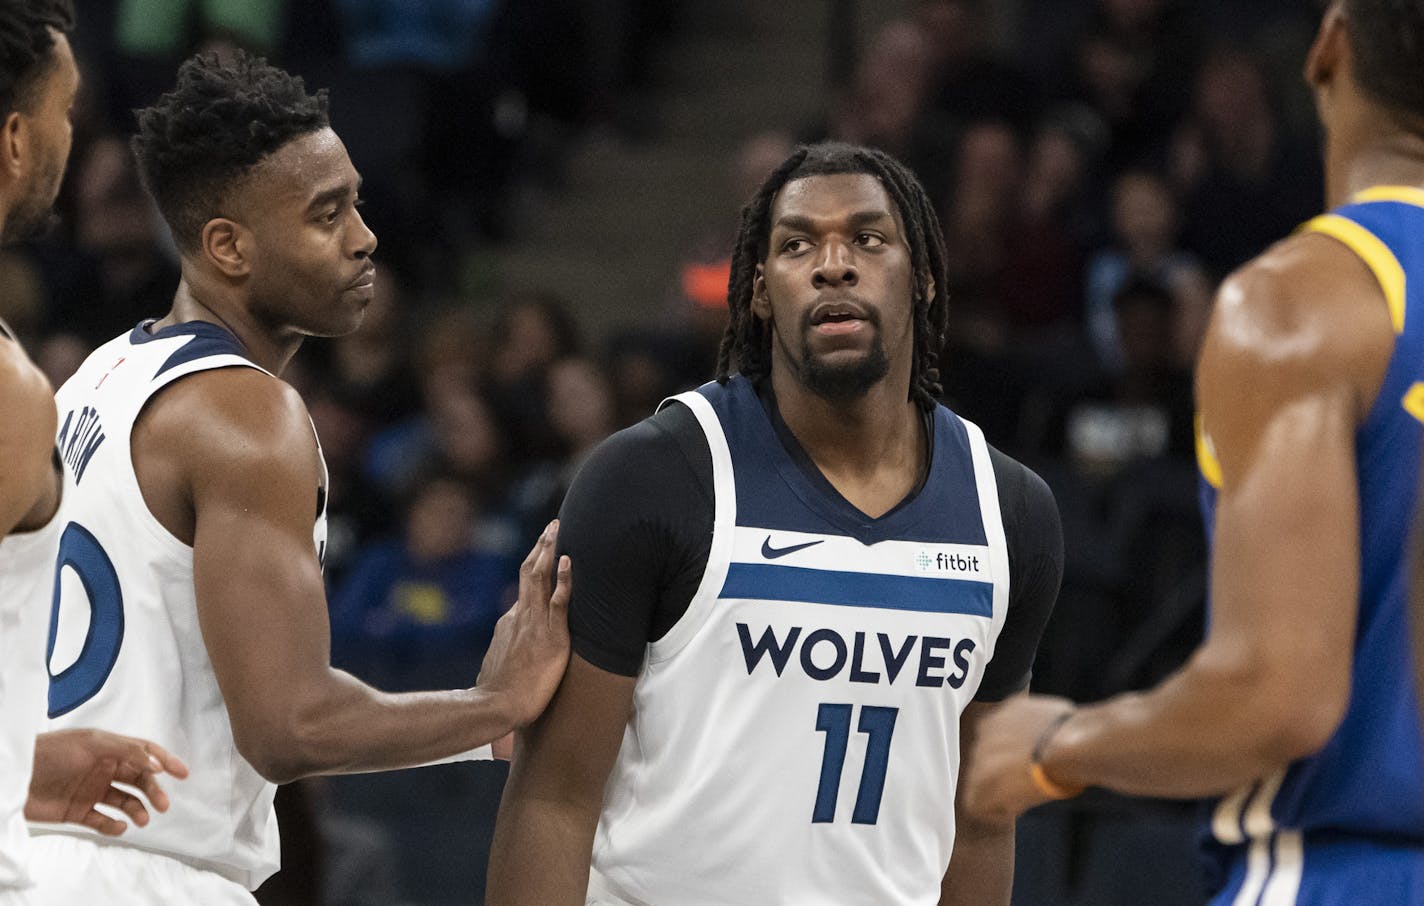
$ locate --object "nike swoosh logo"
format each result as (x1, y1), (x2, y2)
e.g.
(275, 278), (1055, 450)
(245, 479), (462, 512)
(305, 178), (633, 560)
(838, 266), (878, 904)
(761, 536), (826, 559)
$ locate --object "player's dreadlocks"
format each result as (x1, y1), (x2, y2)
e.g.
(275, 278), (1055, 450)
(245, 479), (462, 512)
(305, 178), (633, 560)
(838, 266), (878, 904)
(132, 50), (330, 252)
(715, 142), (949, 412)
(0, 0), (74, 117)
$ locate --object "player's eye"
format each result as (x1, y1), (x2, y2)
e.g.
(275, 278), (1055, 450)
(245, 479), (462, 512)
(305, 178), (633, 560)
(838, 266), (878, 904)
(855, 232), (885, 247)
(782, 238), (809, 254)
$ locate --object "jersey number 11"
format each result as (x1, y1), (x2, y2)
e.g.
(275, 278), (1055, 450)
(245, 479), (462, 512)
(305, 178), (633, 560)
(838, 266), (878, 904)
(812, 703), (898, 824)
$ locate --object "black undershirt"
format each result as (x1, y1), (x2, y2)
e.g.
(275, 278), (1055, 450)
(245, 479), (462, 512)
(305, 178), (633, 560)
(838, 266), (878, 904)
(557, 391), (1064, 701)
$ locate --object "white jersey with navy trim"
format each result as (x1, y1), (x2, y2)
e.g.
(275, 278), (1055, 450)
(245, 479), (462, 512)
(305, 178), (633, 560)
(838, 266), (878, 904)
(31, 320), (328, 890)
(0, 474), (63, 891)
(587, 377), (1010, 905)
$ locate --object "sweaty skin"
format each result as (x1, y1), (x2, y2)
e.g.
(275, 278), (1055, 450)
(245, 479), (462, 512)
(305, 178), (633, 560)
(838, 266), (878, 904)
(959, 2), (1417, 822)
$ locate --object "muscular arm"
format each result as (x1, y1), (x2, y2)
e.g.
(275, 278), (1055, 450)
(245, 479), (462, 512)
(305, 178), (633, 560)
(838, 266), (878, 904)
(0, 340), (57, 533)
(941, 702), (1015, 906)
(488, 405), (707, 903)
(136, 369), (568, 783)
(1037, 234), (1388, 797)
(486, 656), (635, 905)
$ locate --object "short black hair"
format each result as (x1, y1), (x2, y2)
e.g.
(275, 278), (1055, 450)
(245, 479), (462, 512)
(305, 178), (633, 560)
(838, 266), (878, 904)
(131, 50), (330, 252)
(715, 141), (950, 411)
(0, 0), (74, 117)
(1344, 0), (1424, 120)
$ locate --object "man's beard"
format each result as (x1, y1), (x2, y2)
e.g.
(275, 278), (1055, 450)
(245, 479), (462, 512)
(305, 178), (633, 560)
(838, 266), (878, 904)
(794, 313), (891, 402)
(2, 160), (62, 244)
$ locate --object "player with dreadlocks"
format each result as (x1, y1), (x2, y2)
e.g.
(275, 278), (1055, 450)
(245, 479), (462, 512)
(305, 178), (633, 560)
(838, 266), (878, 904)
(489, 141), (1062, 905)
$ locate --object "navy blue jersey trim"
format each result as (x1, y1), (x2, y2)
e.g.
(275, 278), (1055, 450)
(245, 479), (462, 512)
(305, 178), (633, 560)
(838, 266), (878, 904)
(130, 319), (253, 379)
(720, 562), (993, 616)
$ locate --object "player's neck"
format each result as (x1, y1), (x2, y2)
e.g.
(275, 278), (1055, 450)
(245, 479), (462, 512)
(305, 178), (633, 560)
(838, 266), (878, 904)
(155, 279), (303, 375)
(1327, 120), (1424, 208)
(770, 368), (924, 479)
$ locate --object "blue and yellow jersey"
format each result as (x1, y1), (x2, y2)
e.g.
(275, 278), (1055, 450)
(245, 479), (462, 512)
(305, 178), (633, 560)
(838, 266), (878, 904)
(1198, 188), (1424, 891)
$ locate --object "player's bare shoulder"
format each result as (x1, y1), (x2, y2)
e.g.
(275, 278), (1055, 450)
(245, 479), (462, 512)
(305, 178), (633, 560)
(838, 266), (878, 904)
(1201, 229), (1394, 415)
(0, 335), (59, 530)
(133, 366), (322, 543)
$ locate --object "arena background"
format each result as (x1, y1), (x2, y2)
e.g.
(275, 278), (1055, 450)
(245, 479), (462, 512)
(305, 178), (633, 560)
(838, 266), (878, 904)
(15, 1), (1322, 902)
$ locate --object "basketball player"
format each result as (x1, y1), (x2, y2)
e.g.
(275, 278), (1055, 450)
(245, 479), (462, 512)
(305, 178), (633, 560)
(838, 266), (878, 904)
(961, 2), (1424, 901)
(486, 143), (1063, 905)
(26, 53), (570, 903)
(0, 2), (189, 900)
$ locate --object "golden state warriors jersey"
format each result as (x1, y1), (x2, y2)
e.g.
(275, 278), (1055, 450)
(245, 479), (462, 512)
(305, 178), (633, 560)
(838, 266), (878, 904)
(587, 378), (1011, 905)
(32, 320), (328, 890)
(1199, 188), (1424, 901)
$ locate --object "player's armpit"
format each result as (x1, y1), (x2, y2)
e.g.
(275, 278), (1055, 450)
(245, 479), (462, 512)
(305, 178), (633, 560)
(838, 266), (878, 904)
(487, 654), (636, 906)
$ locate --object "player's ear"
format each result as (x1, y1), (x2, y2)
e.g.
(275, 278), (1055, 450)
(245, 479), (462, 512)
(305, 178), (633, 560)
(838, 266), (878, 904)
(201, 218), (251, 279)
(1304, 2), (1347, 92)
(751, 264), (771, 321)
(0, 112), (26, 182)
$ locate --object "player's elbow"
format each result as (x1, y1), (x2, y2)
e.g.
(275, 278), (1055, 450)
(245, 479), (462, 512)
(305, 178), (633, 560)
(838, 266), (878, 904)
(232, 723), (312, 784)
(230, 705), (332, 784)
(1222, 659), (1348, 765)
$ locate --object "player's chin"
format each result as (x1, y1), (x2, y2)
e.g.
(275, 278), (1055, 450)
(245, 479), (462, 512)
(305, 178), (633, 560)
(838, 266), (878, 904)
(305, 300), (368, 338)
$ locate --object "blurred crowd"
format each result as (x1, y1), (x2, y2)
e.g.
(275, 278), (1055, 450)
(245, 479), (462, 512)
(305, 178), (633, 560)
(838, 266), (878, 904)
(7, 0), (1326, 903)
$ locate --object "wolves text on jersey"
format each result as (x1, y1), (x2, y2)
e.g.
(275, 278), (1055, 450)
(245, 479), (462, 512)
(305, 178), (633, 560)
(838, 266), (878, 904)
(737, 622), (977, 688)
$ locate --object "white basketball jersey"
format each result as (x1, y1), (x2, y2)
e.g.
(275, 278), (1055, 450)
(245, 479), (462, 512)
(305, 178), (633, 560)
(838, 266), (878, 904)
(0, 472), (63, 891)
(588, 379), (1010, 905)
(32, 320), (328, 890)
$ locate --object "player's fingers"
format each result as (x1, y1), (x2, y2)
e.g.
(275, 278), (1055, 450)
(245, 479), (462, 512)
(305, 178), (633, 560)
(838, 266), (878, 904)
(65, 763), (117, 824)
(137, 740), (189, 780)
(548, 555), (572, 630)
(521, 520), (558, 607)
(82, 807), (128, 837)
(133, 770), (171, 813)
(105, 786), (151, 828)
(518, 520), (555, 581)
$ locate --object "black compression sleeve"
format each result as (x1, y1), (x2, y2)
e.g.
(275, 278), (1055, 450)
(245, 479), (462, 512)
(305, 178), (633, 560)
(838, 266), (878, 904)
(974, 447), (1064, 701)
(557, 403), (713, 676)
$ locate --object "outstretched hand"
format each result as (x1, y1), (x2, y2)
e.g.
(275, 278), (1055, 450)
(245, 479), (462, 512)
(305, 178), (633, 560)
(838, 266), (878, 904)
(26, 729), (190, 836)
(478, 519), (572, 729)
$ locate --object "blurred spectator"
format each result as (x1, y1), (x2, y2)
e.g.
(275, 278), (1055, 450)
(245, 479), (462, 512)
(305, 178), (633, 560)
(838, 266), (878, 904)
(820, 18), (958, 201)
(1172, 46), (1321, 276)
(509, 356), (618, 539)
(330, 474), (518, 692)
(486, 289), (582, 459)
(30, 135), (178, 346)
(916, 0), (1042, 132)
(1024, 276), (1194, 475)
(1084, 169), (1211, 368)
(1055, 0), (1201, 170)
(941, 120), (1082, 341)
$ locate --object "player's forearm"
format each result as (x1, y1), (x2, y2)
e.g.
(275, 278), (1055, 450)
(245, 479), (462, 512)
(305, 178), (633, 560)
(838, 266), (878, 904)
(237, 669), (517, 783)
(1041, 657), (1338, 798)
(939, 816), (1014, 906)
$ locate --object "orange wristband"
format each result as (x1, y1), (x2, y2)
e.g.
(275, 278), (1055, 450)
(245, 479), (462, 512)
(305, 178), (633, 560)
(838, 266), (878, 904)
(1029, 761), (1084, 800)
(1028, 710), (1084, 799)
